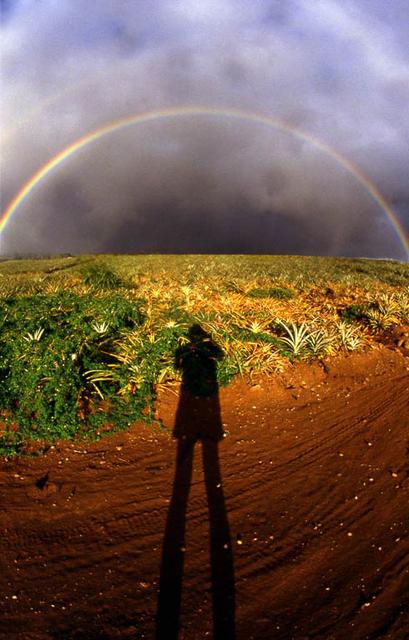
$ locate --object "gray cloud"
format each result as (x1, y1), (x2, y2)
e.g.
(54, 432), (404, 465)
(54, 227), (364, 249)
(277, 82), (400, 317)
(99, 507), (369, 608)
(1, 0), (408, 258)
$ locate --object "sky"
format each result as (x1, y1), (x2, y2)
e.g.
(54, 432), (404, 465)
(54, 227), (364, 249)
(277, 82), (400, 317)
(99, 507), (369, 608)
(1, 0), (408, 258)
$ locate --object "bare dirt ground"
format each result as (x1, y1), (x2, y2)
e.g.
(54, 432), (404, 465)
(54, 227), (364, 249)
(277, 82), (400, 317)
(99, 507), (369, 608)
(1, 346), (408, 640)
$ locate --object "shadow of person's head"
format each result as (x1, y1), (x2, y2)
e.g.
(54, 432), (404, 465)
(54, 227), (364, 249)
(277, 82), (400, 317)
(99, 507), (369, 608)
(187, 323), (210, 343)
(175, 324), (224, 397)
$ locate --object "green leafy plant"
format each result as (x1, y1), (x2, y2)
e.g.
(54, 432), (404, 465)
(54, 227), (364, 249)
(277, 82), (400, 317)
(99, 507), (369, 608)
(22, 327), (45, 342)
(274, 320), (312, 357)
(81, 264), (127, 290)
(340, 304), (370, 323)
(366, 296), (400, 331)
(224, 280), (243, 293)
(336, 321), (363, 351)
(247, 287), (295, 300)
(0, 292), (146, 454)
(394, 289), (409, 322)
(306, 329), (336, 357)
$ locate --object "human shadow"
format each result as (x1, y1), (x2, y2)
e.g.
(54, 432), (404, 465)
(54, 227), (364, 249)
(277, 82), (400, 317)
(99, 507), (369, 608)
(155, 324), (235, 639)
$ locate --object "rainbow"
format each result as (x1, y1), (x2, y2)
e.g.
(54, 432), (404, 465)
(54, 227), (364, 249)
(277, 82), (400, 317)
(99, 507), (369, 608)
(1, 105), (408, 257)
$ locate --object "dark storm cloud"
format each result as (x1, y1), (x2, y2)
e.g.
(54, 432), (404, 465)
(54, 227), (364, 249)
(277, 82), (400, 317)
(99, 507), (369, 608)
(1, 0), (408, 258)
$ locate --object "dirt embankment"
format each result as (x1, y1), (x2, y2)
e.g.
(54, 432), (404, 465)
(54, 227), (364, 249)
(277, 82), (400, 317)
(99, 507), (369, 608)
(0, 346), (408, 640)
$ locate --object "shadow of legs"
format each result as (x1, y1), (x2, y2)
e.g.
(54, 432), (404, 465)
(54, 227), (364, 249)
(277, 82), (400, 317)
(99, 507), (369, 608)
(202, 439), (236, 640)
(156, 439), (194, 640)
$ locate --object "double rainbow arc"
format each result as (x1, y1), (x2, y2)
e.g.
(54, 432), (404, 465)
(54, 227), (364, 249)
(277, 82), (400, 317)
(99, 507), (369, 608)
(1, 106), (408, 257)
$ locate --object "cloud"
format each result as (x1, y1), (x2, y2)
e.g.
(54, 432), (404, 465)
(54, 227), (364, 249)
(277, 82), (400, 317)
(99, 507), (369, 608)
(1, 0), (408, 258)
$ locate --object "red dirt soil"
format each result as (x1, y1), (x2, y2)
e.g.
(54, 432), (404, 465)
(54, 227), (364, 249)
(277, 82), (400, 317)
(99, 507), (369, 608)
(1, 346), (408, 640)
